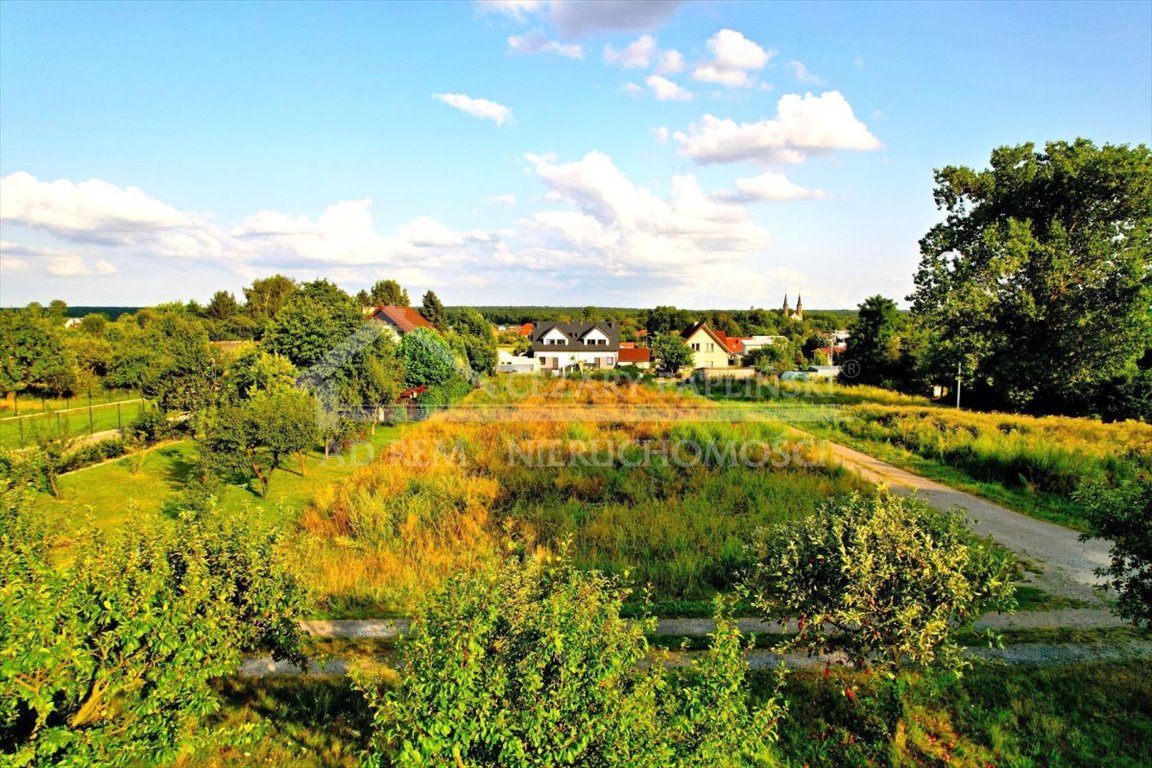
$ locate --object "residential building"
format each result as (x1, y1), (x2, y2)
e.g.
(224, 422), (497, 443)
(371, 305), (435, 340)
(617, 347), (651, 369)
(681, 322), (732, 370)
(531, 321), (620, 374)
(496, 349), (538, 374)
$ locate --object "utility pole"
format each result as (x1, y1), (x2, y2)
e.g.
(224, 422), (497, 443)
(955, 360), (962, 409)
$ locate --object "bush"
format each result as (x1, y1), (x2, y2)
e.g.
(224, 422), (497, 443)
(353, 555), (785, 767)
(0, 490), (308, 766)
(1078, 468), (1152, 629)
(748, 491), (1016, 674)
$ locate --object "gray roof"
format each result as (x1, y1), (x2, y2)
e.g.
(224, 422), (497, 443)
(531, 321), (620, 352)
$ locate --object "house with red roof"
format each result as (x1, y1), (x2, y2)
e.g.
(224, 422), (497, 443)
(371, 305), (436, 340)
(617, 347), (651, 369)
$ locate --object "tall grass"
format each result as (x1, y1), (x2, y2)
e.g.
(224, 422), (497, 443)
(300, 378), (866, 614)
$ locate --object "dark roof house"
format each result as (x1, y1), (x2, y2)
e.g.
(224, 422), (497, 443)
(530, 321), (621, 352)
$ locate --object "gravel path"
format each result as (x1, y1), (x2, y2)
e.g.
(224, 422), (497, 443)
(810, 437), (1112, 605)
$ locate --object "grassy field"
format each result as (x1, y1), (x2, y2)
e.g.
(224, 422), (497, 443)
(0, 388), (140, 417)
(701, 380), (1150, 530)
(36, 425), (409, 546)
(0, 398), (144, 448)
(180, 659), (1152, 768)
(300, 378), (868, 616)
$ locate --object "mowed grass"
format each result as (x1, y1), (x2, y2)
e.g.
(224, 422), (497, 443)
(36, 426), (409, 546)
(180, 659), (1152, 768)
(0, 399), (144, 448)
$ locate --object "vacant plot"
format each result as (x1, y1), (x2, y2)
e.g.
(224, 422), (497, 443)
(36, 426), (409, 546)
(300, 378), (866, 616)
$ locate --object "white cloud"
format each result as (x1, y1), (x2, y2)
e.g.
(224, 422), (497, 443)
(653, 126), (670, 145)
(486, 193), (518, 207)
(507, 28), (583, 58)
(474, 0), (543, 19)
(0, 240), (119, 277)
(692, 29), (775, 88)
(731, 172), (827, 201)
(432, 93), (512, 125)
(655, 48), (684, 74)
(645, 74), (692, 101)
(786, 60), (826, 85)
(603, 34), (657, 67)
(674, 91), (882, 164)
(524, 151), (770, 279)
(620, 82), (645, 96)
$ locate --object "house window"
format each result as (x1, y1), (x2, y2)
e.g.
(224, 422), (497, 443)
(692, 343), (700, 351)
(706, 343), (715, 352)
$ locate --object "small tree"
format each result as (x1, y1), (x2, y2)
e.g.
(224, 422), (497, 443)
(1079, 470), (1152, 629)
(652, 332), (694, 375)
(399, 327), (461, 388)
(749, 491), (1016, 674)
(419, 290), (449, 330)
(354, 555), (784, 768)
(368, 279), (409, 307)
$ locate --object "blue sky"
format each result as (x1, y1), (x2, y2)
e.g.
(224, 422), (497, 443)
(1, 0), (1149, 309)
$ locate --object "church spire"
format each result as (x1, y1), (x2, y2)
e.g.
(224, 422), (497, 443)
(782, 293), (790, 315)
(794, 293), (803, 321)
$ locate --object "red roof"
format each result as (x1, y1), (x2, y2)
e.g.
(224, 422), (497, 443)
(399, 384), (429, 399)
(372, 306), (435, 334)
(518, 322), (534, 337)
(618, 347), (651, 364)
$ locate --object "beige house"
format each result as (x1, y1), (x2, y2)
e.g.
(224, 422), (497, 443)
(681, 322), (732, 370)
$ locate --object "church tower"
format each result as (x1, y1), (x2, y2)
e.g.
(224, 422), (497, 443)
(794, 293), (803, 321)
(782, 293), (791, 317)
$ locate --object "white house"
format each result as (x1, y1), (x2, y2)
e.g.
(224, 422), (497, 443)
(531, 321), (620, 374)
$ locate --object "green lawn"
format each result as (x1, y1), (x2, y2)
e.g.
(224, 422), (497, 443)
(36, 425), (409, 542)
(0, 399), (144, 449)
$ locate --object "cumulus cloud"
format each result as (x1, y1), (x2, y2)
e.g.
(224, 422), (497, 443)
(603, 34), (657, 67)
(692, 29), (775, 88)
(655, 48), (685, 74)
(620, 82), (645, 96)
(729, 172), (828, 201)
(507, 28), (583, 58)
(486, 193), (518, 207)
(645, 74), (692, 101)
(523, 150), (769, 281)
(0, 240), (119, 277)
(432, 93), (512, 125)
(786, 60), (826, 85)
(653, 126), (670, 145)
(674, 91), (882, 164)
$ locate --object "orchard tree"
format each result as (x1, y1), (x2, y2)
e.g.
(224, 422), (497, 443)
(419, 290), (449, 330)
(652, 332), (694, 374)
(399, 328), (461, 388)
(911, 139), (1152, 415)
(1079, 471), (1152, 629)
(0, 491), (307, 766)
(368, 278), (409, 306)
(220, 348), (298, 404)
(0, 306), (77, 397)
(354, 556), (785, 768)
(749, 491), (1016, 674)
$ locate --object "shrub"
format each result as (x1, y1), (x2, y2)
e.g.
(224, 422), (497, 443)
(0, 490), (308, 766)
(748, 491), (1016, 674)
(354, 555), (785, 767)
(1078, 468), (1152, 629)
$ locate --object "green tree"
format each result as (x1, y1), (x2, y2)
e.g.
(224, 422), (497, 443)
(199, 388), (318, 495)
(220, 348), (298, 404)
(368, 279), (409, 306)
(78, 313), (107, 337)
(646, 305), (689, 336)
(652, 332), (694, 374)
(419, 290), (449, 330)
(204, 290), (241, 320)
(911, 139), (1152, 415)
(242, 274), (297, 324)
(264, 280), (361, 368)
(749, 491), (1016, 674)
(0, 306), (77, 397)
(743, 342), (794, 376)
(0, 491), (307, 766)
(841, 295), (905, 387)
(399, 328), (461, 388)
(450, 308), (497, 376)
(354, 555), (784, 768)
(1078, 471), (1152, 629)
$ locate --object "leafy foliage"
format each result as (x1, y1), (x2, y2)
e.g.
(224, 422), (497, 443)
(0, 306), (77, 397)
(418, 290), (448, 330)
(398, 328), (462, 388)
(1078, 469), (1152, 629)
(354, 555), (784, 767)
(450, 307), (498, 376)
(912, 139), (1152, 415)
(368, 280), (409, 307)
(652, 332), (694, 374)
(749, 491), (1016, 674)
(0, 489), (307, 766)
(265, 280), (361, 369)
